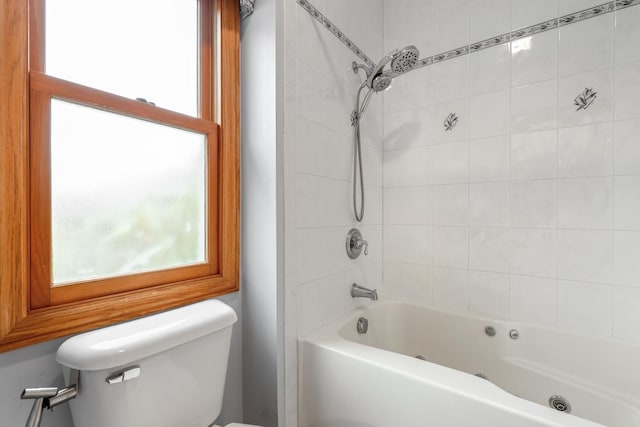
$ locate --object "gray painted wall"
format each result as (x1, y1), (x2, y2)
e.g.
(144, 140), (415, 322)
(240, 0), (283, 425)
(0, 293), (244, 427)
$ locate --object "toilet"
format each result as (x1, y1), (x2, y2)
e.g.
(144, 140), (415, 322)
(56, 300), (260, 427)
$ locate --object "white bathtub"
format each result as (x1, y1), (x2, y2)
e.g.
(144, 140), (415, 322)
(299, 300), (640, 427)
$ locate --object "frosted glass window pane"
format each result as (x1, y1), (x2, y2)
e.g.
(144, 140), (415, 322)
(45, 0), (199, 116)
(51, 99), (206, 285)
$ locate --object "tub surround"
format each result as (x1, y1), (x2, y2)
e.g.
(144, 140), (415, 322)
(284, 1), (640, 426)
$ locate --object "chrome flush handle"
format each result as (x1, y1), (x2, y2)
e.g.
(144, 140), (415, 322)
(106, 366), (141, 384)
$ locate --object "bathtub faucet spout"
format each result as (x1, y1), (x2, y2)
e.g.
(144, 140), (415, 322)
(351, 283), (378, 301)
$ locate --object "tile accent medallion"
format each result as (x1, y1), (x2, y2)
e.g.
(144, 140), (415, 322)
(574, 88), (598, 111)
(444, 113), (459, 131)
(296, 0), (375, 68)
(297, 0), (640, 69)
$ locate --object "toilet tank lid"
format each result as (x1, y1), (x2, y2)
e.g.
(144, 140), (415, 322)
(56, 299), (237, 371)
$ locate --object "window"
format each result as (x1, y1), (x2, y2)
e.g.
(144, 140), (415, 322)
(0, 0), (239, 352)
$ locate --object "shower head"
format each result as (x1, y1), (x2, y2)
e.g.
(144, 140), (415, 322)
(371, 74), (392, 92)
(362, 45), (420, 91)
(390, 45), (419, 73)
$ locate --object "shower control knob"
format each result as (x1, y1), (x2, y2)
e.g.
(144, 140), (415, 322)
(346, 228), (368, 259)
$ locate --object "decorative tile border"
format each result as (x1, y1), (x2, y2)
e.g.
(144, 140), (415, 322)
(422, 0), (637, 67)
(617, 0), (640, 9)
(297, 0), (640, 71)
(296, 0), (375, 68)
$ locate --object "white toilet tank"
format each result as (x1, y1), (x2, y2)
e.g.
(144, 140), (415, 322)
(56, 299), (238, 427)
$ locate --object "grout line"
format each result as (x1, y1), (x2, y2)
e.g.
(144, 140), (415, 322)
(553, 0), (561, 329)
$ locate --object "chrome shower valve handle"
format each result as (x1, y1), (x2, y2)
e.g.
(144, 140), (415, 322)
(355, 237), (368, 256)
(346, 228), (368, 259)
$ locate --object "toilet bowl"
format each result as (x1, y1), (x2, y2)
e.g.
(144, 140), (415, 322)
(56, 300), (262, 427)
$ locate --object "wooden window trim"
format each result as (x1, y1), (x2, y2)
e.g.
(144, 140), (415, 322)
(0, 0), (240, 352)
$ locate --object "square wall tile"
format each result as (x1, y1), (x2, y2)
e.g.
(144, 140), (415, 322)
(614, 175), (640, 230)
(614, 286), (640, 341)
(434, 141), (469, 184)
(384, 150), (404, 187)
(470, 44), (511, 95)
(384, 187), (402, 225)
(433, 226), (469, 268)
(397, 69), (435, 113)
(511, 30), (559, 87)
(557, 230), (613, 283)
(557, 177), (613, 229)
(558, 123), (613, 177)
(558, 13), (614, 77)
(615, 5), (640, 65)
(470, 0), (511, 42)
(510, 228), (556, 277)
(614, 119), (640, 175)
(510, 275), (557, 326)
(383, 261), (404, 297)
(557, 280), (613, 337)
(558, 67), (614, 128)
(470, 182), (509, 226)
(434, 56), (469, 103)
(510, 130), (558, 180)
(404, 107), (435, 148)
(434, 184), (468, 226)
(510, 180), (557, 228)
(470, 90), (510, 139)
(470, 136), (510, 182)
(434, 0), (471, 13)
(511, 0), (558, 30)
(402, 263), (433, 304)
(434, 5), (470, 53)
(559, 0), (608, 16)
(402, 225), (434, 265)
(614, 231), (640, 286)
(511, 80), (558, 133)
(384, 112), (406, 152)
(434, 267), (469, 311)
(384, 225), (403, 262)
(469, 227), (510, 273)
(364, 186), (384, 226)
(434, 98), (470, 143)
(295, 173), (328, 228)
(615, 61), (640, 120)
(469, 271), (510, 319)
(402, 146), (434, 186)
(363, 145), (384, 187)
(296, 284), (323, 338)
(402, 186), (433, 225)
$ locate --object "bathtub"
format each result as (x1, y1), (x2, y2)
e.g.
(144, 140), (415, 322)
(299, 300), (640, 427)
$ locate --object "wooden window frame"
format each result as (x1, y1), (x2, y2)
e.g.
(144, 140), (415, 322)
(0, 0), (240, 352)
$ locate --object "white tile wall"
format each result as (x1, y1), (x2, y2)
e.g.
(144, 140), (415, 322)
(381, 0), (640, 344)
(283, 1), (384, 426)
(285, 1), (640, 425)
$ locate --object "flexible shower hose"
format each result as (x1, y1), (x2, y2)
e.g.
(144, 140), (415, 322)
(352, 84), (371, 222)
